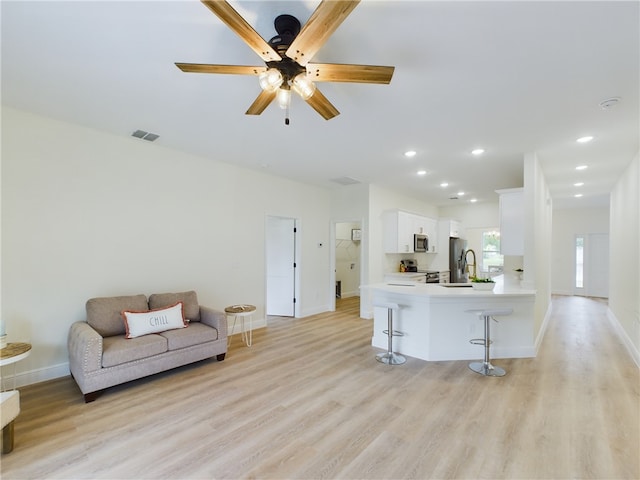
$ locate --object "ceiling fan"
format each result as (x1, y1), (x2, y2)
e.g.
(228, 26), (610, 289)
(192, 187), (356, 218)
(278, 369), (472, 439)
(176, 0), (394, 124)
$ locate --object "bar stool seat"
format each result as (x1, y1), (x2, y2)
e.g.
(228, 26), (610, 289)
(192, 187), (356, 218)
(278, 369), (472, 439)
(374, 302), (405, 365)
(467, 308), (513, 376)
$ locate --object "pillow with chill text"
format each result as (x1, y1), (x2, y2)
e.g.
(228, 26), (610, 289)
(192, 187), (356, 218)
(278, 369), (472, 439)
(122, 302), (187, 339)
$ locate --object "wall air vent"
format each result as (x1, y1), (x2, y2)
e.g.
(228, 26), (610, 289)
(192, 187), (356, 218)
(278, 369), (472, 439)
(330, 176), (361, 186)
(131, 130), (159, 142)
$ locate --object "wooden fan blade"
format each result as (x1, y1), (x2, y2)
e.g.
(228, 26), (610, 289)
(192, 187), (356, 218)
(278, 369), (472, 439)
(246, 89), (277, 115)
(304, 88), (340, 120)
(176, 63), (266, 76)
(200, 1), (280, 62)
(307, 63), (394, 84)
(285, 0), (360, 66)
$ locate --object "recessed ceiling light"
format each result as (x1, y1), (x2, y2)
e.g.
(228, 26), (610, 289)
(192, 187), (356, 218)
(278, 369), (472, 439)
(576, 165), (588, 170)
(440, 182), (449, 188)
(471, 148), (485, 156)
(576, 136), (593, 143)
(574, 182), (584, 187)
(470, 198), (478, 203)
(417, 170), (427, 176)
(574, 194), (583, 198)
(404, 150), (417, 158)
(457, 191), (465, 196)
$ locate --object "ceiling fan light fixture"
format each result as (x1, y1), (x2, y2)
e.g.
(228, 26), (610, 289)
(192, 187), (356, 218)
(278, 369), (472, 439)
(259, 68), (283, 92)
(277, 88), (291, 109)
(292, 73), (316, 100)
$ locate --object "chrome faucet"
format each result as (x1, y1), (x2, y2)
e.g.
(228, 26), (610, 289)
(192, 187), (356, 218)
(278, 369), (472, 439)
(465, 249), (477, 279)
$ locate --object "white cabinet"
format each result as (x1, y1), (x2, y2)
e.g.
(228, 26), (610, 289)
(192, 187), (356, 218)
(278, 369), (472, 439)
(383, 210), (415, 253)
(438, 271), (450, 284)
(449, 220), (463, 239)
(424, 217), (438, 253)
(497, 188), (524, 256)
(383, 210), (439, 254)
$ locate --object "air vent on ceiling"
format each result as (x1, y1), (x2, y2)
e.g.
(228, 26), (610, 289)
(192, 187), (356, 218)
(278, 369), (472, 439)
(132, 130), (159, 142)
(331, 176), (361, 186)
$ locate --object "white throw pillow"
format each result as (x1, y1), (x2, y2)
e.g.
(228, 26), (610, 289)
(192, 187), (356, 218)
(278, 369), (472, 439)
(122, 302), (187, 339)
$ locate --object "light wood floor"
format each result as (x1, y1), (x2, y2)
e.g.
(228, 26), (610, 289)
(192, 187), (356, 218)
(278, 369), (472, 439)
(2, 295), (638, 479)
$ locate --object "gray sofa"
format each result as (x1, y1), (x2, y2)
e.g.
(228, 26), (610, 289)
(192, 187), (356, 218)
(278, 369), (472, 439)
(68, 291), (227, 402)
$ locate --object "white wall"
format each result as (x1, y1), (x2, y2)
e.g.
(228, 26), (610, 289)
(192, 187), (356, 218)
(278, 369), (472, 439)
(608, 151), (640, 366)
(523, 153), (553, 341)
(438, 202), (499, 229)
(551, 207), (609, 295)
(1, 106), (333, 386)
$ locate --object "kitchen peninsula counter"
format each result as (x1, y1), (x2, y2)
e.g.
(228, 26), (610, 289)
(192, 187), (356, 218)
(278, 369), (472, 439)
(362, 277), (536, 362)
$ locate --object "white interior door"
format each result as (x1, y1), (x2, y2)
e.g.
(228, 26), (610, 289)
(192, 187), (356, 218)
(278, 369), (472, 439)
(266, 216), (296, 316)
(586, 233), (609, 298)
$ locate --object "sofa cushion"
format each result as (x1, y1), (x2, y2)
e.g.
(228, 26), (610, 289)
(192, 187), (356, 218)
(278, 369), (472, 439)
(149, 291), (200, 322)
(1, 391), (20, 429)
(123, 303), (187, 339)
(159, 322), (218, 350)
(102, 334), (167, 368)
(87, 294), (148, 337)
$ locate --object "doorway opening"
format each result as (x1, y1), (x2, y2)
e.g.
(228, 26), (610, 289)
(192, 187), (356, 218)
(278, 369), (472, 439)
(331, 220), (362, 312)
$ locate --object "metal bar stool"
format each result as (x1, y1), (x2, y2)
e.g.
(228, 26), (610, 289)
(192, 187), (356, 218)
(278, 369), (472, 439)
(374, 302), (405, 365)
(467, 308), (513, 376)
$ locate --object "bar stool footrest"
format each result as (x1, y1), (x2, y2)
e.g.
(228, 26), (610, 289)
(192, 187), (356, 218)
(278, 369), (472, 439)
(382, 329), (404, 337)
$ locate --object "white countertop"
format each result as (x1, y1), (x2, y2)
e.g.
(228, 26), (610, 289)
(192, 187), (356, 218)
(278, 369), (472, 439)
(365, 275), (535, 297)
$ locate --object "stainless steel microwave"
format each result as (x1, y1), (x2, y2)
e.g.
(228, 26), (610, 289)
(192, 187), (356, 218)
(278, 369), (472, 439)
(414, 234), (428, 252)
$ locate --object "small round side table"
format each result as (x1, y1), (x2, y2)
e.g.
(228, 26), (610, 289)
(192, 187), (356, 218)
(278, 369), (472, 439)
(225, 305), (256, 347)
(1, 343), (32, 391)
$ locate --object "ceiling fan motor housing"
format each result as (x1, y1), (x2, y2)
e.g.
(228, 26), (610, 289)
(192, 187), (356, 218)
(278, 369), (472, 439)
(267, 15), (306, 82)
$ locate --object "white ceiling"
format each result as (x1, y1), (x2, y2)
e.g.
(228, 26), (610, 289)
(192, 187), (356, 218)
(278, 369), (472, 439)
(2, 1), (638, 209)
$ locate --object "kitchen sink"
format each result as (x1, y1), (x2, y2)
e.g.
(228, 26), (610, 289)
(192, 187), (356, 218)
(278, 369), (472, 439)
(439, 283), (473, 288)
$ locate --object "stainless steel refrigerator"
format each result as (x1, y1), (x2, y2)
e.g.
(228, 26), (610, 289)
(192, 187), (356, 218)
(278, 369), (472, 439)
(449, 237), (468, 283)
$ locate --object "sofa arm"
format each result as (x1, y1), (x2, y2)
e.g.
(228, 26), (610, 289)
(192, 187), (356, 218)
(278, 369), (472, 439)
(68, 321), (103, 373)
(199, 306), (228, 340)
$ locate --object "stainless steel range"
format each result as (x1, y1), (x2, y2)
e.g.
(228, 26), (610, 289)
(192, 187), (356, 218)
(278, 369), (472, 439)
(403, 259), (440, 283)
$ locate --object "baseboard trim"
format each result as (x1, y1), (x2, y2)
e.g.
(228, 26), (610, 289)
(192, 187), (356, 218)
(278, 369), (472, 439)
(1, 362), (69, 389)
(607, 308), (640, 368)
(339, 291), (359, 299)
(534, 300), (553, 355)
(227, 316), (267, 333)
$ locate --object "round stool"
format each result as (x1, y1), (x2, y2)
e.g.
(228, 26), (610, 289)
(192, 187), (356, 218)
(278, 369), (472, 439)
(467, 308), (513, 376)
(225, 305), (256, 347)
(374, 302), (405, 365)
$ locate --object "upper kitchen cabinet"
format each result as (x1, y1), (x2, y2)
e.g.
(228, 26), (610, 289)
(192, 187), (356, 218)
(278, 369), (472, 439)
(441, 219), (464, 239)
(383, 210), (415, 253)
(497, 188), (524, 255)
(383, 210), (438, 254)
(424, 217), (438, 253)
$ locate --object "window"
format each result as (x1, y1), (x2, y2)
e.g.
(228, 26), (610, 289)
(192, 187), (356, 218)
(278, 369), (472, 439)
(482, 230), (504, 273)
(576, 236), (584, 288)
